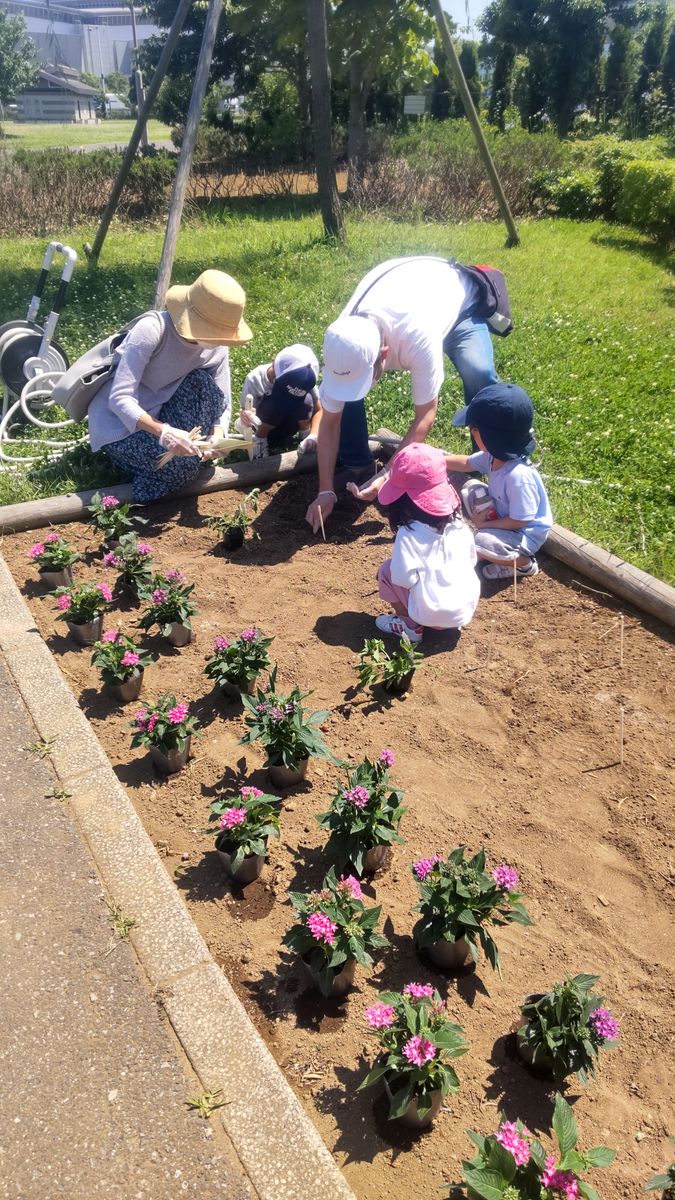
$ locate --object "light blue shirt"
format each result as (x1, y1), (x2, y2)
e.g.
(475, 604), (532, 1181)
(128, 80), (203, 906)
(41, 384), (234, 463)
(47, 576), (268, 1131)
(467, 451), (553, 554)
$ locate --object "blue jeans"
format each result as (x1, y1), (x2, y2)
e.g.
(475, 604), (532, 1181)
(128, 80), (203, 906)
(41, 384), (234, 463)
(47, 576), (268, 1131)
(337, 316), (498, 466)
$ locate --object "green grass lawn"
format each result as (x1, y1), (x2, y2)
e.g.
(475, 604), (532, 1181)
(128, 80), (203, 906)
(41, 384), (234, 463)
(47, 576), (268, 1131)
(0, 210), (672, 581)
(0, 119), (172, 149)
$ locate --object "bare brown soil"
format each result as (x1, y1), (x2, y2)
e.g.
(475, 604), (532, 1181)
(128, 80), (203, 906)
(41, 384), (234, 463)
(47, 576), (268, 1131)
(4, 474), (674, 1200)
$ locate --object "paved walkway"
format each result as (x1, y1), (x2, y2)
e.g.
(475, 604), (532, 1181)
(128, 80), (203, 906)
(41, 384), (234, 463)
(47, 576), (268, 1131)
(0, 655), (250, 1200)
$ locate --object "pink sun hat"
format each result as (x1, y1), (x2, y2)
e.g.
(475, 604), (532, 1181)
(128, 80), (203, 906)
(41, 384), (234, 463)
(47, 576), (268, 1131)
(378, 443), (460, 517)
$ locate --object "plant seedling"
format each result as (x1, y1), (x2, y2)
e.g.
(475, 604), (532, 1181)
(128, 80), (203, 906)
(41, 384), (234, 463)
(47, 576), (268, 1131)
(44, 785), (71, 801)
(105, 899), (136, 951)
(25, 735), (57, 759)
(356, 637), (423, 694)
(206, 488), (260, 540)
(185, 1088), (229, 1118)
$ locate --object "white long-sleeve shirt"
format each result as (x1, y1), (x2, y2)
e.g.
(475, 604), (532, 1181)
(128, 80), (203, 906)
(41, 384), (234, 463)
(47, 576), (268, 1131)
(239, 363), (319, 415)
(88, 311), (231, 451)
(390, 519), (480, 629)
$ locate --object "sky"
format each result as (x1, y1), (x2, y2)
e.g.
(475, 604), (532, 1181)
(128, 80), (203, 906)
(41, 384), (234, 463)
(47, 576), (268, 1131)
(442, 0), (491, 38)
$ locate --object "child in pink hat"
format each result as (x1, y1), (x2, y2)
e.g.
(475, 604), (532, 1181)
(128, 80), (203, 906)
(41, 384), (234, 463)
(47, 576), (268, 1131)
(371, 443), (480, 642)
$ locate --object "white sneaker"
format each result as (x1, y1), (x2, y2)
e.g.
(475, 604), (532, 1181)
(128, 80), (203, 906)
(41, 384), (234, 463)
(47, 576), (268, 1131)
(375, 614), (423, 643)
(481, 558), (539, 580)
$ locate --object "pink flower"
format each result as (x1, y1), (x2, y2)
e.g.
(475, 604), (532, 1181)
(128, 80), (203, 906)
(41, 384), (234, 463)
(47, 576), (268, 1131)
(56, 593), (71, 611)
(345, 785), (370, 809)
(365, 1001), (396, 1028)
(168, 703), (189, 725)
(339, 875), (363, 900)
(240, 628), (257, 642)
(219, 807), (247, 829)
(306, 912), (338, 945)
(492, 864), (520, 892)
(45, 532), (60, 543)
(240, 786), (264, 798)
(28, 543), (45, 559)
(102, 551), (119, 567)
(165, 568), (184, 583)
(269, 705), (286, 721)
(541, 1157), (580, 1198)
(97, 582), (113, 602)
(134, 709), (148, 727)
(137, 543), (152, 556)
(147, 714), (158, 733)
(403, 982), (435, 1000)
(213, 635), (230, 652)
(120, 651), (140, 667)
(589, 1007), (619, 1041)
(152, 588), (168, 605)
(495, 1121), (531, 1167)
(379, 748), (395, 767)
(102, 630), (119, 643)
(413, 856), (442, 882)
(101, 495), (119, 509)
(402, 1035), (436, 1067)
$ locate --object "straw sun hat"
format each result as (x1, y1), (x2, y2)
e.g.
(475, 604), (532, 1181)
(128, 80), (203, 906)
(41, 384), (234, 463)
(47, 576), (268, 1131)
(166, 269), (253, 345)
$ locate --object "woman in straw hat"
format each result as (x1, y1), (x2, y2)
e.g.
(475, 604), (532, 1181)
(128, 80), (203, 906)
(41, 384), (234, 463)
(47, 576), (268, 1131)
(87, 269), (252, 501)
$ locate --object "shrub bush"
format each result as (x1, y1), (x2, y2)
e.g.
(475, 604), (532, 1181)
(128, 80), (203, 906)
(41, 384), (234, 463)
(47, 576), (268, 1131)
(618, 158), (675, 246)
(531, 167), (602, 219)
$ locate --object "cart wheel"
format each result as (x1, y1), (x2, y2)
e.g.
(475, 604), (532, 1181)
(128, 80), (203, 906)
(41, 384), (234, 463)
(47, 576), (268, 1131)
(0, 332), (69, 399)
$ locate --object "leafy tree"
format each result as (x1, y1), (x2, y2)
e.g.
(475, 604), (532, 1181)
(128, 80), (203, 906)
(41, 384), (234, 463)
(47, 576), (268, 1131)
(662, 21), (675, 111)
(452, 40), (481, 115)
(633, 4), (670, 132)
(604, 24), (635, 120)
(487, 41), (516, 127)
(0, 7), (38, 121)
(80, 70), (100, 89)
(430, 34), (455, 119)
(105, 70), (132, 102)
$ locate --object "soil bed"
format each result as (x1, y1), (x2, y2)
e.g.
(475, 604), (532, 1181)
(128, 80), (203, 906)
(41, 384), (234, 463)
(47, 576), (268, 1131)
(4, 475), (674, 1200)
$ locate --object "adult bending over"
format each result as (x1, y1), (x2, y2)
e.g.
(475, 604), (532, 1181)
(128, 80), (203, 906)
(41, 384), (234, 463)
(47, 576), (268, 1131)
(306, 255), (503, 532)
(87, 270), (252, 502)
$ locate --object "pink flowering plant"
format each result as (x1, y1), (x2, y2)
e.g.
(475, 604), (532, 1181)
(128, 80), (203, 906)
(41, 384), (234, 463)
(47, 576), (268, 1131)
(518, 974), (619, 1083)
(88, 493), (145, 542)
(207, 786), (280, 873)
(104, 532), (154, 601)
(28, 533), (79, 572)
(53, 580), (112, 624)
(359, 983), (467, 1120)
(459, 1092), (615, 1200)
(137, 572), (198, 636)
(282, 867), (388, 997)
(316, 750), (407, 875)
(204, 628), (274, 691)
(241, 667), (336, 769)
(129, 692), (199, 754)
(206, 488), (260, 537)
(90, 630), (153, 685)
(412, 846), (533, 974)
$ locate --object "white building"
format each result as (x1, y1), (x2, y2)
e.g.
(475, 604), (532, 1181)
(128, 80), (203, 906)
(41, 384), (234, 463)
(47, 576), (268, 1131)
(16, 65), (99, 122)
(4, 0), (159, 78)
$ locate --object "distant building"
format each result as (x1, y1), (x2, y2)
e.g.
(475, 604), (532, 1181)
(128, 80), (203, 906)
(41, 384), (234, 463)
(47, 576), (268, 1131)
(3, 0), (159, 77)
(16, 65), (100, 123)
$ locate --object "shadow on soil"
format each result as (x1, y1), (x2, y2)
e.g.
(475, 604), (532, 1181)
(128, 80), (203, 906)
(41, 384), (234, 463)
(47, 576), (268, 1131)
(175, 850), (276, 920)
(482, 1032), (582, 1132)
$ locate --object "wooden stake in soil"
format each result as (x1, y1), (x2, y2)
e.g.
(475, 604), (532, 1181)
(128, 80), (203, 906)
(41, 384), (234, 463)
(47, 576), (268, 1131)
(619, 613), (625, 667)
(620, 705), (625, 768)
(317, 505), (326, 542)
(513, 559), (518, 604)
(486, 619), (495, 672)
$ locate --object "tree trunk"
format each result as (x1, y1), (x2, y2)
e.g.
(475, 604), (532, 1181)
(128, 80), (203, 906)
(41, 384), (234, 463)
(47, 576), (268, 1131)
(305, 0), (345, 241)
(347, 51), (368, 193)
(296, 45), (312, 159)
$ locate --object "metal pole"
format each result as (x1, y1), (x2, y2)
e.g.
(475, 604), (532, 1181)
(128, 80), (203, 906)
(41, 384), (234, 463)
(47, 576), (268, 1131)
(154, 0), (223, 307)
(431, 0), (519, 247)
(87, 0), (193, 267)
(128, 2), (148, 149)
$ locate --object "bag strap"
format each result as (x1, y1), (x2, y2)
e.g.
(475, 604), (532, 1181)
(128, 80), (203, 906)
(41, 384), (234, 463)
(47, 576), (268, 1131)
(349, 256), (453, 316)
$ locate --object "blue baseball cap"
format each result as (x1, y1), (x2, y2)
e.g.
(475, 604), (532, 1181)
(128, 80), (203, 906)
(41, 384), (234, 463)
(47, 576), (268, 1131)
(452, 383), (536, 460)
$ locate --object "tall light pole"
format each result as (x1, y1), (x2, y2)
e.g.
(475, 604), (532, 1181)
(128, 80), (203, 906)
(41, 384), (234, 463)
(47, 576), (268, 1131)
(128, 2), (148, 149)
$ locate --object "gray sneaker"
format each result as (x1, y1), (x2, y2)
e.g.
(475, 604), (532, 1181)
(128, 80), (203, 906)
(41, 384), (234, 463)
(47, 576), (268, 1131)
(481, 559), (539, 580)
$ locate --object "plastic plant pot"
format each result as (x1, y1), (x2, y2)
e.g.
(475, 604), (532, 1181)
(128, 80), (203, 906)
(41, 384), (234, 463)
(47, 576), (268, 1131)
(222, 528), (244, 551)
(67, 614), (103, 646)
(40, 565), (74, 589)
(514, 994), (555, 1073)
(216, 846), (265, 885)
(269, 758), (308, 788)
(427, 936), (475, 970)
(301, 955), (357, 998)
(110, 670), (144, 703)
(166, 622), (192, 648)
(362, 844), (390, 875)
(382, 670), (414, 695)
(150, 737), (191, 775)
(383, 1078), (443, 1130)
(220, 676), (257, 700)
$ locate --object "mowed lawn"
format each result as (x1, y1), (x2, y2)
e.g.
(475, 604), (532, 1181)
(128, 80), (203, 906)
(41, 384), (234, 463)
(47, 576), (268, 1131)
(0, 213), (672, 581)
(0, 119), (172, 149)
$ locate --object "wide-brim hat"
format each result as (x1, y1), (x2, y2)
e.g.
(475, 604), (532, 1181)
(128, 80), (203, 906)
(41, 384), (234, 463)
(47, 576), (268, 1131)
(166, 269), (253, 346)
(378, 443), (461, 517)
(452, 382), (536, 460)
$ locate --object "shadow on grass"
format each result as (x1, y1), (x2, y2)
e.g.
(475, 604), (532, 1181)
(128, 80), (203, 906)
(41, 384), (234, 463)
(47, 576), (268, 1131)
(590, 228), (675, 281)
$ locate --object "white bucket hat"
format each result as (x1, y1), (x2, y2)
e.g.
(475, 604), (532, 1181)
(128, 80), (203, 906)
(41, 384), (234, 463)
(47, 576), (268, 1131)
(166, 269), (253, 345)
(320, 316), (381, 404)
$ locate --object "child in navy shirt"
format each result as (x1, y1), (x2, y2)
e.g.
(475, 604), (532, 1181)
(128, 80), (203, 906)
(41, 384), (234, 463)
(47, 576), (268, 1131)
(444, 383), (552, 579)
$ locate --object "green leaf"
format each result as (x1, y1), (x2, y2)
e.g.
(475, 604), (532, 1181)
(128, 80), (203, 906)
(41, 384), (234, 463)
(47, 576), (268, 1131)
(460, 1165), (509, 1200)
(357, 1063), (389, 1091)
(578, 1183), (602, 1200)
(553, 1093), (578, 1156)
(485, 1140), (517, 1182)
(387, 1080), (415, 1119)
(585, 1146), (617, 1168)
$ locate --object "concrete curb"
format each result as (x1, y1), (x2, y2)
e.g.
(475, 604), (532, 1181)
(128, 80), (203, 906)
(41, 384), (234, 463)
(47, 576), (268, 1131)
(0, 552), (356, 1200)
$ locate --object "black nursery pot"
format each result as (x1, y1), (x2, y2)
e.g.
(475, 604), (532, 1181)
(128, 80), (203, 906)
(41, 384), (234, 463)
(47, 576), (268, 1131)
(222, 527), (245, 550)
(382, 670), (414, 695)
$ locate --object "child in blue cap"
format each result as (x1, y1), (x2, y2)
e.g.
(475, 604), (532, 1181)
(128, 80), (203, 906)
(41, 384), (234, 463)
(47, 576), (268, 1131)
(445, 382), (552, 579)
(235, 344), (321, 459)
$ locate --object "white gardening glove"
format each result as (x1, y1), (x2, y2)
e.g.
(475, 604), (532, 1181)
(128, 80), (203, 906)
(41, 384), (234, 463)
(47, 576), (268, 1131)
(159, 424), (201, 457)
(297, 432), (318, 456)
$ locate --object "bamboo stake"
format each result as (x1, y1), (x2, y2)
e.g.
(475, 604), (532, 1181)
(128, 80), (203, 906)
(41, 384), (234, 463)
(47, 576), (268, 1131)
(619, 613), (624, 667)
(513, 558), (518, 604)
(619, 706), (625, 768)
(317, 505), (326, 542)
